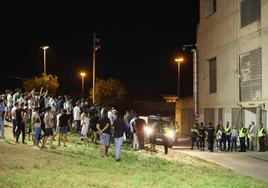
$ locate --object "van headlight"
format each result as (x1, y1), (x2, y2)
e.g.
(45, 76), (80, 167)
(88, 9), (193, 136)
(167, 130), (175, 138)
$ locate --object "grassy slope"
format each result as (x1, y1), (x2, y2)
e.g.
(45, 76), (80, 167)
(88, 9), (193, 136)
(0, 130), (268, 188)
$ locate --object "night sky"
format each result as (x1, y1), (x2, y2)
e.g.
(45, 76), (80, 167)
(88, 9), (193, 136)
(2, 1), (199, 101)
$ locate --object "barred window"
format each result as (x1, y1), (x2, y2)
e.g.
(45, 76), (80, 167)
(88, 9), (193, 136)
(241, 0), (261, 28)
(205, 0), (216, 17)
(209, 57), (217, 93)
(239, 48), (262, 101)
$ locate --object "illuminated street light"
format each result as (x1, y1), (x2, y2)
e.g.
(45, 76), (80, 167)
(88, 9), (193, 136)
(40, 46), (49, 75)
(174, 57), (184, 98)
(80, 72), (86, 94)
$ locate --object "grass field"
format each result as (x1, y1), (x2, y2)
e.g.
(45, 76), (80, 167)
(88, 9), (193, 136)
(0, 126), (268, 188)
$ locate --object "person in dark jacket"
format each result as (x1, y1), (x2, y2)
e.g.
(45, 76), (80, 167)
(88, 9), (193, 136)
(113, 111), (127, 161)
(206, 122), (215, 152)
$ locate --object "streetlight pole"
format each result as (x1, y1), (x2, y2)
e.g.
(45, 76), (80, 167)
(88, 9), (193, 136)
(40, 46), (49, 75)
(183, 44), (199, 117)
(92, 33), (100, 104)
(80, 72), (86, 94)
(175, 57), (184, 98)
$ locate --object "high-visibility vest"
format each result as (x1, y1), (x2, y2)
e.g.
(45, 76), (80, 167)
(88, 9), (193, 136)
(163, 127), (169, 134)
(258, 128), (265, 137)
(225, 126), (231, 134)
(239, 128), (246, 138)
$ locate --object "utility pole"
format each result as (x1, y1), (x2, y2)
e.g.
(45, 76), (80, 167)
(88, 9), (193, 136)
(92, 33), (100, 104)
(183, 44), (198, 118)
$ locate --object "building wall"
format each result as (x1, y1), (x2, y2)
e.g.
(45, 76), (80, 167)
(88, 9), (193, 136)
(175, 97), (194, 136)
(197, 0), (268, 131)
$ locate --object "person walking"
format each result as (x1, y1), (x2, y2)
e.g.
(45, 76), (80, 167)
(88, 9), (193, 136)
(206, 122), (215, 152)
(258, 123), (266, 152)
(239, 123), (247, 152)
(113, 111), (126, 161)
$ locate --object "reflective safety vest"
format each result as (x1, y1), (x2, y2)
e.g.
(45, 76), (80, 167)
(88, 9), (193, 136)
(258, 128), (265, 137)
(239, 128), (246, 138)
(163, 127), (169, 134)
(225, 126), (231, 134)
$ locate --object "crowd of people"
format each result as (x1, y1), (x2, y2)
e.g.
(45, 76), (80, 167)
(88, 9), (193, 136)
(0, 87), (155, 161)
(0, 87), (266, 162)
(190, 120), (266, 152)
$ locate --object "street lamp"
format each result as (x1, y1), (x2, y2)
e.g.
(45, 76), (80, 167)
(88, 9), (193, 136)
(80, 72), (86, 94)
(40, 46), (49, 75)
(174, 57), (184, 98)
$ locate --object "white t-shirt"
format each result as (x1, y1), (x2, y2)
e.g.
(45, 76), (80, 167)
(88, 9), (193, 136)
(7, 94), (13, 107)
(81, 117), (90, 137)
(11, 106), (17, 120)
(56, 113), (62, 127)
(28, 99), (34, 110)
(32, 111), (41, 128)
(73, 106), (81, 121)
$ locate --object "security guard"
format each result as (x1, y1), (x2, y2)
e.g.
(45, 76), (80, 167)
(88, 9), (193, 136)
(191, 124), (199, 150)
(206, 122), (215, 152)
(163, 125), (172, 154)
(198, 122), (206, 151)
(239, 123), (247, 152)
(258, 123), (266, 152)
(224, 121), (231, 151)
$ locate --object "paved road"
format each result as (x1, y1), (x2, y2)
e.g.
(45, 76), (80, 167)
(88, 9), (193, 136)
(176, 148), (268, 183)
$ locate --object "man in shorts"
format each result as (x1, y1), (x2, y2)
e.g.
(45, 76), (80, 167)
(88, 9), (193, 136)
(58, 109), (69, 147)
(42, 107), (54, 148)
(96, 109), (111, 157)
(32, 107), (41, 149)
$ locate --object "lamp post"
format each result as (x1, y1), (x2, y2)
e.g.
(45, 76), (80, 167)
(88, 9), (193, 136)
(174, 57), (184, 98)
(40, 46), (49, 75)
(92, 33), (100, 104)
(80, 72), (86, 94)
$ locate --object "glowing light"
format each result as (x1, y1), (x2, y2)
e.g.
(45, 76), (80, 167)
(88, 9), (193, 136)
(80, 72), (86, 77)
(175, 57), (184, 63)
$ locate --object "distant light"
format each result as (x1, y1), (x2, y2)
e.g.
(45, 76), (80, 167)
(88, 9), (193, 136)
(80, 72), (86, 77)
(41, 46), (49, 50)
(175, 57), (184, 63)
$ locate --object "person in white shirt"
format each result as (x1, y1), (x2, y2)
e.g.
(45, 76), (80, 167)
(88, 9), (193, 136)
(73, 101), (81, 132)
(81, 112), (90, 146)
(11, 102), (19, 138)
(6, 90), (13, 122)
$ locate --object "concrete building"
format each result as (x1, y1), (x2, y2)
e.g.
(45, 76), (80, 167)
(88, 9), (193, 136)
(197, 0), (268, 131)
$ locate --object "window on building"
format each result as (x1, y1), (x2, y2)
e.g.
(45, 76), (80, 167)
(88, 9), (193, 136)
(241, 0), (261, 28)
(205, 0), (216, 17)
(239, 48), (262, 101)
(209, 57), (217, 93)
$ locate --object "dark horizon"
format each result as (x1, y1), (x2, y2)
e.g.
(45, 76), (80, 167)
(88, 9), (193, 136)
(1, 1), (199, 101)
